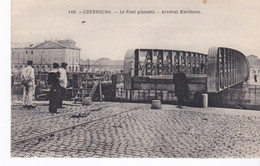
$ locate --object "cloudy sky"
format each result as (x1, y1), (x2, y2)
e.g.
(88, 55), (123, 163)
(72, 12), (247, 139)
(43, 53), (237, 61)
(12, 0), (260, 60)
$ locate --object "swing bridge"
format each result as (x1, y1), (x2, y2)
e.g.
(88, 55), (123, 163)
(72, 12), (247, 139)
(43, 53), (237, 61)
(123, 47), (249, 101)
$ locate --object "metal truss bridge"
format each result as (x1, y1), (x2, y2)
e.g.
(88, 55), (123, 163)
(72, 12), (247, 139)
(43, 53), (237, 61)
(124, 47), (249, 94)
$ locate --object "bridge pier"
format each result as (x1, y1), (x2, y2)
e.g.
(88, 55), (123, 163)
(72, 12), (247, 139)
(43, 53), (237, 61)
(208, 82), (259, 110)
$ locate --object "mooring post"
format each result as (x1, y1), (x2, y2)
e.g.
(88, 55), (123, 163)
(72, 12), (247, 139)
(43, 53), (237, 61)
(99, 79), (102, 102)
(202, 93), (208, 108)
(151, 100), (161, 109)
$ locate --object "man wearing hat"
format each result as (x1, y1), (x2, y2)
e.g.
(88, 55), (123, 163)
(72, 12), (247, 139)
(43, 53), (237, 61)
(173, 65), (189, 109)
(47, 63), (61, 113)
(21, 61), (36, 108)
(58, 62), (68, 108)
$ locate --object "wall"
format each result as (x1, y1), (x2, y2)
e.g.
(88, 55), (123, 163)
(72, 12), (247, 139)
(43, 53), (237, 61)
(209, 83), (260, 110)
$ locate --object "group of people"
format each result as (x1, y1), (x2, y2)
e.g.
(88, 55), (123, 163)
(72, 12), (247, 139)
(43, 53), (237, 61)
(21, 61), (68, 113)
(47, 62), (68, 113)
(21, 60), (188, 111)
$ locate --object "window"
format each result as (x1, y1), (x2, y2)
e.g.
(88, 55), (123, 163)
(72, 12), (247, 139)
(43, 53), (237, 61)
(31, 51), (33, 54)
(26, 51), (28, 54)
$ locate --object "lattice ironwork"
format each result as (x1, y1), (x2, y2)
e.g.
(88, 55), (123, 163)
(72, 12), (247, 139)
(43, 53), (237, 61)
(174, 51), (179, 66)
(145, 51), (153, 75)
(187, 53), (192, 74)
(157, 51), (164, 75)
(164, 51), (173, 75)
(207, 47), (249, 93)
(125, 49), (209, 82)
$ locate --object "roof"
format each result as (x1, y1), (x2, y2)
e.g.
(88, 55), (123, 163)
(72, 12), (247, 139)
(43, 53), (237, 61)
(30, 40), (80, 50)
(11, 42), (41, 48)
(11, 40), (80, 50)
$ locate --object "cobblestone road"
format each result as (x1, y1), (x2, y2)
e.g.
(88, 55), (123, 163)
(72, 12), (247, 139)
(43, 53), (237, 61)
(11, 102), (260, 158)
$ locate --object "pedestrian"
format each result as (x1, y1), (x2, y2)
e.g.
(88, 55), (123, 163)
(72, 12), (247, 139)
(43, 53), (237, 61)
(58, 62), (68, 108)
(254, 71), (257, 82)
(173, 66), (189, 109)
(47, 63), (61, 113)
(11, 73), (14, 88)
(21, 61), (36, 108)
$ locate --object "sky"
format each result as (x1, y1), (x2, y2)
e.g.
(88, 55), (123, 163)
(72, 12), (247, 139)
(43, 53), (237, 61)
(11, 0), (260, 60)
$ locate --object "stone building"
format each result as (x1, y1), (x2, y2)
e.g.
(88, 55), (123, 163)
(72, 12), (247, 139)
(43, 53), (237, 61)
(11, 39), (81, 73)
(247, 55), (260, 80)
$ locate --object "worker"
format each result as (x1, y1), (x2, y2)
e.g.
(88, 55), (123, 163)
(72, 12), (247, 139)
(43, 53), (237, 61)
(58, 62), (68, 108)
(47, 63), (61, 113)
(21, 61), (36, 108)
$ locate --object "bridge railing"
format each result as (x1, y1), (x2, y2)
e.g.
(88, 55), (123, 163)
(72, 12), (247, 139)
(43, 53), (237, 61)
(124, 49), (208, 76)
(124, 49), (208, 90)
(134, 49), (208, 76)
(207, 47), (249, 93)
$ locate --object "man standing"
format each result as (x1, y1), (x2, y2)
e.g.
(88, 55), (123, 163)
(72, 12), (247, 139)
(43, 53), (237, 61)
(58, 62), (68, 108)
(254, 71), (257, 82)
(21, 61), (36, 108)
(48, 63), (60, 113)
(173, 66), (189, 109)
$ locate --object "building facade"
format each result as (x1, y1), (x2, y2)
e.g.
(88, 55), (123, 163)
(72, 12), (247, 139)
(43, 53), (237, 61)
(247, 55), (260, 80)
(11, 40), (81, 73)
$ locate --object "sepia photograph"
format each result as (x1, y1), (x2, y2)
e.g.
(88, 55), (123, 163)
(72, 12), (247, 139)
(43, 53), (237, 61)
(5, 0), (260, 162)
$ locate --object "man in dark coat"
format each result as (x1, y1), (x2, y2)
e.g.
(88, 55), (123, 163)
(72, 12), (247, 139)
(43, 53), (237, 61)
(58, 62), (68, 108)
(254, 71), (257, 82)
(48, 63), (61, 113)
(173, 66), (189, 109)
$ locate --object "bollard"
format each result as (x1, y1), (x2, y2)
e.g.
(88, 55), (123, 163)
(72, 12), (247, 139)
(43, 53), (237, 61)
(202, 93), (208, 108)
(151, 100), (161, 109)
(82, 97), (92, 106)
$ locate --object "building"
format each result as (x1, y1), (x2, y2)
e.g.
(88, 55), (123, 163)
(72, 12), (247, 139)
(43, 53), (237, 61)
(80, 58), (124, 74)
(11, 39), (81, 73)
(247, 55), (260, 80)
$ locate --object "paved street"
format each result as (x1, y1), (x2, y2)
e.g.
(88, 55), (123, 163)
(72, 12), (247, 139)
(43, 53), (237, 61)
(11, 102), (260, 158)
